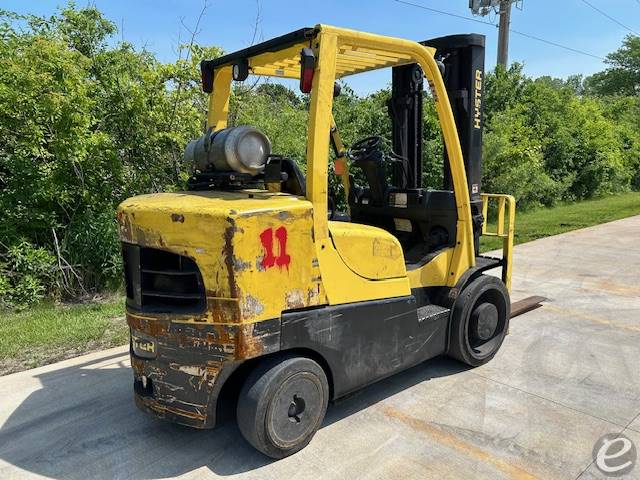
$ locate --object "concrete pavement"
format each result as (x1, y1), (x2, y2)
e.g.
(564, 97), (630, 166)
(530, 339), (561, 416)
(1, 216), (639, 479)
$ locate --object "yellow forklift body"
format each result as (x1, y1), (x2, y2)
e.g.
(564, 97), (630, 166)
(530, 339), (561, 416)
(117, 24), (517, 435)
(328, 221), (406, 280)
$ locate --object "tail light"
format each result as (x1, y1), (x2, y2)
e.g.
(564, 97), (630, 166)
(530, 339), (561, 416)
(201, 60), (213, 93)
(299, 48), (315, 94)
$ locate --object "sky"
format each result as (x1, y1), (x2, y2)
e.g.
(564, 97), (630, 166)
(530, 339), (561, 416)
(4, 0), (640, 94)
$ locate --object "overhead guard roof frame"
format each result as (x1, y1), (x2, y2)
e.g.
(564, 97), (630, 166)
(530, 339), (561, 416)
(201, 25), (437, 80)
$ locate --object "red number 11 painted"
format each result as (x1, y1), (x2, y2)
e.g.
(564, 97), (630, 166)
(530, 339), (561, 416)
(259, 226), (291, 270)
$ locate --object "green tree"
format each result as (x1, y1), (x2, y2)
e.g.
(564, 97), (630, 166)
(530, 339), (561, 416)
(585, 35), (640, 96)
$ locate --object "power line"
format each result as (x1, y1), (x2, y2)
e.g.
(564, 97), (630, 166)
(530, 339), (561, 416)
(393, 0), (605, 61)
(393, 0), (498, 27)
(579, 0), (640, 36)
(508, 28), (604, 60)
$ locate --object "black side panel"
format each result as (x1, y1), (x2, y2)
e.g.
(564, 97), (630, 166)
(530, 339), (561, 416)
(280, 297), (449, 399)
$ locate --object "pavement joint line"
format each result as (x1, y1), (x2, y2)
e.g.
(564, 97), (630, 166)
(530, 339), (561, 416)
(469, 370), (629, 430)
(575, 456), (596, 479)
(574, 417), (633, 480)
(621, 410), (640, 435)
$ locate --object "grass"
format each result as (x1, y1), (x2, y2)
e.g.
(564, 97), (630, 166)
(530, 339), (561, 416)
(1, 192), (639, 376)
(481, 191), (640, 252)
(0, 298), (127, 375)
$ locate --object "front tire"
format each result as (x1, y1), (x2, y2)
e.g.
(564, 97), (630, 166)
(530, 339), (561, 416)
(237, 355), (329, 459)
(448, 275), (510, 367)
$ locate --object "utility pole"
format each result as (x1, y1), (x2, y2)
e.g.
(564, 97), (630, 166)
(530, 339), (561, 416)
(497, 0), (512, 67)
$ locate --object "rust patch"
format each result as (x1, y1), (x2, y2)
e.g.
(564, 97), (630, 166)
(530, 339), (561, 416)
(206, 295), (241, 323)
(171, 213), (185, 223)
(222, 217), (240, 300)
(136, 395), (207, 422)
(128, 314), (170, 337)
(235, 323), (266, 359)
(117, 211), (133, 242)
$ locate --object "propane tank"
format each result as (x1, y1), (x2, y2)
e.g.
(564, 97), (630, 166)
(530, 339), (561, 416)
(184, 126), (271, 175)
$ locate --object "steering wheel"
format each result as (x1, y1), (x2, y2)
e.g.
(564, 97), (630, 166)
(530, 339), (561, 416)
(350, 136), (382, 160)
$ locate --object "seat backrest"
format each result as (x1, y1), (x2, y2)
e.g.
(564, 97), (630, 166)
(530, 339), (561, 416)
(348, 188), (458, 261)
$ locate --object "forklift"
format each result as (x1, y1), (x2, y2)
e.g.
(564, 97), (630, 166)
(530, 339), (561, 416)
(117, 25), (528, 459)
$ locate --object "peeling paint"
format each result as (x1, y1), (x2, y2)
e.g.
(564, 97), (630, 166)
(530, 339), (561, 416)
(278, 210), (294, 221)
(285, 289), (305, 309)
(169, 364), (207, 377)
(255, 254), (267, 272)
(232, 255), (252, 271)
(242, 294), (265, 318)
(118, 192), (325, 429)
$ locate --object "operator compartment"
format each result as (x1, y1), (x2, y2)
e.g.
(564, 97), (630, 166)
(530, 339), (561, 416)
(349, 187), (457, 267)
(344, 135), (458, 269)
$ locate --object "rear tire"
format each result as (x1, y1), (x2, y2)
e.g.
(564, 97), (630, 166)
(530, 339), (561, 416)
(237, 355), (329, 459)
(448, 275), (510, 367)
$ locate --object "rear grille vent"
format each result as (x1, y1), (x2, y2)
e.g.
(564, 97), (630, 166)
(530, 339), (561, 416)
(122, 244), (206, 313)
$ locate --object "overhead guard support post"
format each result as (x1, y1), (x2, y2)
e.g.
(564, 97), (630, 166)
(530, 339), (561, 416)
(207, 66), (232, 130)
(306, 31), (338, 242)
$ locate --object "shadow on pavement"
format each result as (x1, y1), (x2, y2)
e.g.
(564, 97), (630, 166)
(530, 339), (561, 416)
(0, 352), (467, 479)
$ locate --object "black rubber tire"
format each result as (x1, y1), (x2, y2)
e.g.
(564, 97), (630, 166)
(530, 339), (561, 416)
(448, 275), (510, 367)
(236, 355), (329, 459)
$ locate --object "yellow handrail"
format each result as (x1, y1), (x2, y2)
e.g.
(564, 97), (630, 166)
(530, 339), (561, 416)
(481, 193), (516, 291)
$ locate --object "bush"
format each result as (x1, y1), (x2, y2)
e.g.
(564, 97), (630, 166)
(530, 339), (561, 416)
(0, 5), (218, 306)
(483, 109), (562, 208)
(61, 210), (123, 294)
(483, 66), (639, 208)
(0, 241), (56, 308)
